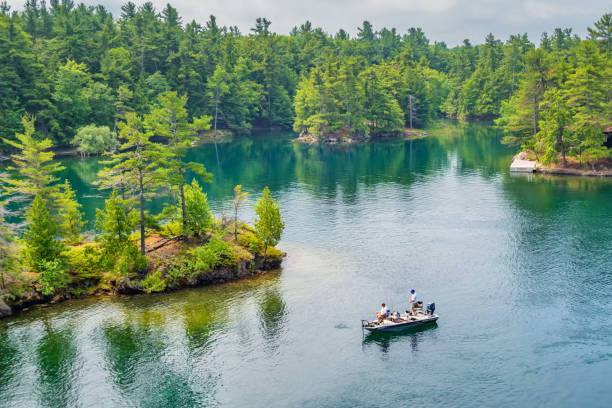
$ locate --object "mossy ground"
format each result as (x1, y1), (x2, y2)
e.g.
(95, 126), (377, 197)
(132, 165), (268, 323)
(1, 221), (284, 314)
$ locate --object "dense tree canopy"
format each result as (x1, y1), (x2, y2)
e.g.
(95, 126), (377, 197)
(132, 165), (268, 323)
(0, 3), (609, 157)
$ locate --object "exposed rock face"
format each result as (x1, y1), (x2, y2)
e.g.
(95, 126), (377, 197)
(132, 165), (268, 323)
(116, 278), (144, 295)
(0, 299), (12, 318)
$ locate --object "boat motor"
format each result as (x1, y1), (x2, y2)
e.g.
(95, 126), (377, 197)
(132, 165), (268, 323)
(426, 302), (435, 315)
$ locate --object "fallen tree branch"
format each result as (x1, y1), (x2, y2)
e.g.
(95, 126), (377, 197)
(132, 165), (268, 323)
(146, 235), (183, 253)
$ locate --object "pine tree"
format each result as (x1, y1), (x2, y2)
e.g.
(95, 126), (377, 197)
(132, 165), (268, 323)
(206, 66), (230, 135)
(1, 115), (64, 205)
(254, 186), (284, 265)
(146, 91), (212, 235)
(95, 191), (137, 257)
(588, 13), (612, 60)
(104, 112), (161, 256)
(57, 180), (86, 244)
(232, 185), (248, 240)
(0, 196), (16, 289)
(361, 67), (404, 136)
(22, 194), (66, 272)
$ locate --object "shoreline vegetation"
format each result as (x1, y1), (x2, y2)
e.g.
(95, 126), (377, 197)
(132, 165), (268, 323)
(294, 127), (427, 144)
(513, 151), (612, 176)
(0, 94), (286, 320)
(0, 223), (285, 319)
(0, 3), (609, 158)
(0, 4), (610, 315)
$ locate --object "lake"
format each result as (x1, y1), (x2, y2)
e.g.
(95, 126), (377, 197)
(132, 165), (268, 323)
(1, 121), (612, 407)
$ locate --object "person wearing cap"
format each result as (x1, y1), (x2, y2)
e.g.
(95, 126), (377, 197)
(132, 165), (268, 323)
(409, 289), (418, 315)
(377, 303), (389, 322)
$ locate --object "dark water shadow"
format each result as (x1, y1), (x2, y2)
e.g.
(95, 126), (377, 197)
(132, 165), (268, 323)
(362, 322), (438, 354)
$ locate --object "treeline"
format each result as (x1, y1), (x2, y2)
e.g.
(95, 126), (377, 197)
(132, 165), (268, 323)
(496, 18), (612, 167)
(0, 1), (609, 147)
(0, 91), (284, 298)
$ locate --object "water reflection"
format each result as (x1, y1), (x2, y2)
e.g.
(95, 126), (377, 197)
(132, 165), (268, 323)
(35, 320), (78, 407)
(182, 301), (226, 351)
(256, 284), (287, 354)
(38, 120), (509, 226)
(100, 306), (201, 407)
(0, 328), (19, 398)
(362, 323), (439, 354)
(3, 120), (611, 407)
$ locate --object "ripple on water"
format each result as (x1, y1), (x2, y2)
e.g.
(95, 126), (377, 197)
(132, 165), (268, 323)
(2, 124), (612, 407)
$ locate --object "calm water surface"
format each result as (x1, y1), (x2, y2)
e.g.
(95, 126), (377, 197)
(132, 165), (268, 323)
(1, 121), (612, 407)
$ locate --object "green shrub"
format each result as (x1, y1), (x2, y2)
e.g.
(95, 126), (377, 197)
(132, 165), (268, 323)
(95, 192), (137, 259)
(66, 244), (102, 279)
(38, 259), (70, 295)
(144, 211), (162, 231)
(141, 270), (166, 293)
(237, 230), (263, 253)
(72, 125), (118, 156)
(190, 237), (236, 271)
(115, 244), (147, 275)
(165, 258), (197, 284)
(183, 179), (213, 236)
(160, 220), (182, 237)
(264, 246), (283, 259)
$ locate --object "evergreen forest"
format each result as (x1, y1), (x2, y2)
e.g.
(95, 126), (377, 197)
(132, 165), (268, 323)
(0, 2), (609, 161)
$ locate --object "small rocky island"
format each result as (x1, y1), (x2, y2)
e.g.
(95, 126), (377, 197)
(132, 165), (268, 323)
(0, 222), (284, 319)
(294, 128), (427, 145)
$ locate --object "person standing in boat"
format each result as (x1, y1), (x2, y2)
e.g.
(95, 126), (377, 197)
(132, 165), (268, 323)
(377, 303), (389, 322)
(410, 289), (418, 315)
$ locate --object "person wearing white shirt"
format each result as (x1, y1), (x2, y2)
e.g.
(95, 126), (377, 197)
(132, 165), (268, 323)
(376, 303), (389, 322)
(410, 289), (418, 315)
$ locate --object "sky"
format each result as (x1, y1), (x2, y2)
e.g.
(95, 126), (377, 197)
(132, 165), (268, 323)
(5, 0), (610, 46)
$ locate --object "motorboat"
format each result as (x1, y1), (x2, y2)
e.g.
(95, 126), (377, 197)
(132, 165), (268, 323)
(362, 302), (438, 333)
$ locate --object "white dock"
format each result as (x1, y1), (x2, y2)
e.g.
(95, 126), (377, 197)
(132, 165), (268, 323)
(510, 153), (536, 173)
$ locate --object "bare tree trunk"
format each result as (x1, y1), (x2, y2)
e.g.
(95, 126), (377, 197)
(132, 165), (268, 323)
(409, 95), (414, 129)
(347, 102), (351, 137)
(557, 129), (567, 167)
(267, 89), (272, 127)
(234, 204), (238, 241)
(138, 166), (146, 257)
(179, 181), (187, 232)
(262, 243), (268, 268)
(533, 93), (538, 137)
(214, 95), (219, 135)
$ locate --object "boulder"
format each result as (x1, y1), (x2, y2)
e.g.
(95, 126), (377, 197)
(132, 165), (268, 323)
(0, 299), (12, 318)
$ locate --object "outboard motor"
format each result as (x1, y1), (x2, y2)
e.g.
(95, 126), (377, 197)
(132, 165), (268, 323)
(426, 302), (435, 315)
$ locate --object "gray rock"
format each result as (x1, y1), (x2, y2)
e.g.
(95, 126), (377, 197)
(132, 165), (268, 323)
(0, 299), (12, 318)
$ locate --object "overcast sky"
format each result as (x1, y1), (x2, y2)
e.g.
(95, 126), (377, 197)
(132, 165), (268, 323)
(6, 0), (610, 46)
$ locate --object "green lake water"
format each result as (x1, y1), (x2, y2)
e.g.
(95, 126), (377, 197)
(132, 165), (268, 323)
(1, 121), (612, 407)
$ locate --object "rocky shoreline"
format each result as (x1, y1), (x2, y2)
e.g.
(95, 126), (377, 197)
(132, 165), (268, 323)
(534, 167), (612, 177)
(0, 251), (284, 319)
(511, 151), (612, 177)
(294, 128), (427, 145)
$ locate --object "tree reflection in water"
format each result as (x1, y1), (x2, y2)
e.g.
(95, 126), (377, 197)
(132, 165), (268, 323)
(35, 320), (78, 407)
(101, 306), (201, 407)
(256, 273), (287, 354)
